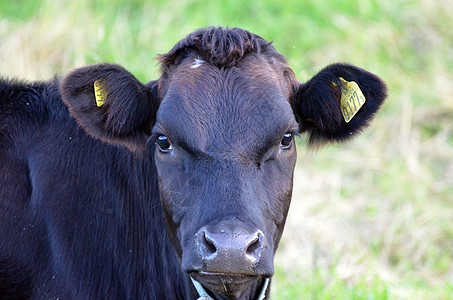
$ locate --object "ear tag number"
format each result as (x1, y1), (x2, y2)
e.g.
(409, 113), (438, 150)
(94, 79), (109, 107)
(333, 77), (366, 123)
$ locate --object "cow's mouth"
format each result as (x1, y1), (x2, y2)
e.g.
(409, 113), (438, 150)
(190, 271), (260, 295)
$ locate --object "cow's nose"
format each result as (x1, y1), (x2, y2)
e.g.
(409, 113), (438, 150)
(196, 227), (264, 271)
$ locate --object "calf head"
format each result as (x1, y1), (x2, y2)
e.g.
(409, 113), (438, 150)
(61, 27), (386, 297)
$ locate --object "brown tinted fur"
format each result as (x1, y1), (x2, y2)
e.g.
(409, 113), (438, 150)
(157, 26), (297, 100)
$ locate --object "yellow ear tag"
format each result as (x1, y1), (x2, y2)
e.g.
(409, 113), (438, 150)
(94, 79), (109, 107)
(333, 77), (366, 123)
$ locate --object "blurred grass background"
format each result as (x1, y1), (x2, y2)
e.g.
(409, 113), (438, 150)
(1, 0), (452, 299)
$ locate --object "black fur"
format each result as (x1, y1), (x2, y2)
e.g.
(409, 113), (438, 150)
(0, 27), (387, 299)
(0, 79), (191, 299)
(60, 63), (159, 152)
(293, 63), (388, 146)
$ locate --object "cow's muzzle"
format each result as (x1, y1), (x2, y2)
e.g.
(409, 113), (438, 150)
(182, 222), (273, 294)
(196, 227), (264, 271)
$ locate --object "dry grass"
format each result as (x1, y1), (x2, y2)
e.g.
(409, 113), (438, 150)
(275, 1), (453, 297)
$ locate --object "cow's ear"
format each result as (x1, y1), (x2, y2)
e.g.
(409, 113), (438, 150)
(292, 63), (387, 147)
(60, 63), (158, 152)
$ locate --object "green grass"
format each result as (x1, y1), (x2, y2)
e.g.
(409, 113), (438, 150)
(272, 266), (391, 300)
(1, 0), (452, 298)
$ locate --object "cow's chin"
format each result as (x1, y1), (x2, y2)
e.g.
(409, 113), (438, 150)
(190, 271), (259, 295)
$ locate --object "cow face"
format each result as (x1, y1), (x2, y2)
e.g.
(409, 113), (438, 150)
(60, 27), (386, 298)
(152, 52), (298, 293)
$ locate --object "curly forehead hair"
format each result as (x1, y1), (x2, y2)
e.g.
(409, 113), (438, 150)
(158, 26), (290, 69)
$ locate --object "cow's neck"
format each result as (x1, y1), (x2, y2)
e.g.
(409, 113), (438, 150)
(113, 153), (186, 298)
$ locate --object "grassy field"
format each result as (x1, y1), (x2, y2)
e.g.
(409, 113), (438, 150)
(1, 0), (452, 299)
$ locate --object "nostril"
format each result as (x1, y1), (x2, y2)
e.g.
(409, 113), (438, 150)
(245, 231), (263, 264)
(202, 231), (217, 255)
(245, 235), (261, 255)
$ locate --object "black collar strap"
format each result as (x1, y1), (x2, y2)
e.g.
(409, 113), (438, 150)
(190, 277), (270, 300)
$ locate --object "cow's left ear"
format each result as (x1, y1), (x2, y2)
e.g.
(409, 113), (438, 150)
(60, 63), (159, 152)
(292, 63), (387, 146)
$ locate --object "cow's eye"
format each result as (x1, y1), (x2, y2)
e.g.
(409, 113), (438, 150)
(157, 135), (173, 152)
(281, 133), (293, 149)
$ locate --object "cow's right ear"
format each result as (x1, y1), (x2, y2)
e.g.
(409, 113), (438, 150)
(60, 63), (158, 152)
